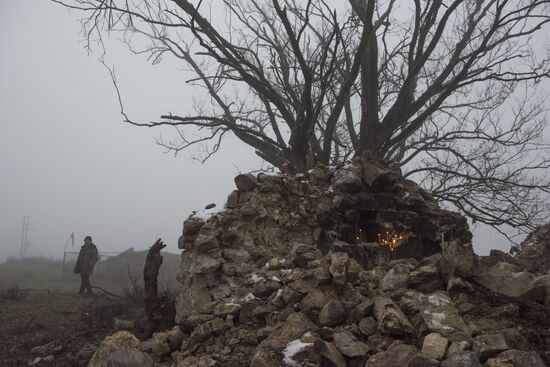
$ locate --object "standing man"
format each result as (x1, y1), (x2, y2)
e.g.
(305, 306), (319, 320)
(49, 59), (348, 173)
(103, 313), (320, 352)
(74, 235), (99, 295)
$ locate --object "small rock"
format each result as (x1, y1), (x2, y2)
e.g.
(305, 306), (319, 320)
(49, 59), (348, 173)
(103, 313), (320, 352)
(113, 318), (135, 331)
(319, 300), (346, 327)
(294, 243), (313, 254)
(446, 341), (470, 356)
(353, 299), (374, 321)
(106, 348), (154, 367)
(252, 280), (281, 298)
(379, 264), (411, 291)
(300, 289), (330, 318)
(472, 333), (508, 362)
(182, 216), (205, 236)
(314, 340), (346, 367)
(359, 317), (378, 336)
(213, 303), (241, 318)
(373, 296), (415, 337)
(446, 276), (473, 293)
(194, 234), (220, 253)
(422, 332), (448, 360)
(408, 264), (444, 293)
(151, 332), (171, 356)
(167, 326), (185, 350)
(329, 252), (349, 286)
(441, 351), (481, 367)
(333, 167), (362, 193)
(485, 349), (546, 367)
(31, 341), (63, 357)
(408, 353), (440, 367)
(89, 332), (141, 367)
(234, 173), (258, 191)
(366, 344), (418, 367)
(333, 331), (369, 357)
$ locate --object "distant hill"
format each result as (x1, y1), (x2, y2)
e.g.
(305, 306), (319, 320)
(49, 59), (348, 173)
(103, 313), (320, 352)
(95, 248), (180, 292)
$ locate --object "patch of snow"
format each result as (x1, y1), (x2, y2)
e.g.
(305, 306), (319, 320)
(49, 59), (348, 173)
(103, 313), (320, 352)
(427, 294), (451, 306)
(402, 192), (410, 199)
(422, 310), (454, 333)
(274, 289), (283, 301)
(270, 276), (281, 282)
(192, 205), (223, 221)
(280, 269), (293, 275)
(249, 273), (266, 283)
(225, 302), (241, 307)
(265, 262), (270, 269)
(282, 340), (313, 366)
(242, 293), (259, 302)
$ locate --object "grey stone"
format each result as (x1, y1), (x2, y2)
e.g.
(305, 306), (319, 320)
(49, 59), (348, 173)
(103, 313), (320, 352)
(379, 264), (412, 291)
(329, 252), (349, 286)
(373, 296), (415, 337)
(472, 333), (508, 362)
(436, 243), (479, 278)
(409, 353), (440, 367)
(234, 173), (258, 191)
(319, 300), (346, 327)
(359, 317), (378, 336)
(485, 349), (546, 367)
(366, 344), (418, 367)
(89, 332), (141, 367)
(313, 340), (346, 367)
(332, 331), (369, 357)
(422, 332), (448, 360)
(441, 351), (481, 367)
(474, 262), (535, 298)
(106, 348), (154, 367)
(333, 167), (362, 193)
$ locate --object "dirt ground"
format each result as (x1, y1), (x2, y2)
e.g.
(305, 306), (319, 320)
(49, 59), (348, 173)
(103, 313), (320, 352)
(0, 258), (144, 366)
(0, 291), (144, 366)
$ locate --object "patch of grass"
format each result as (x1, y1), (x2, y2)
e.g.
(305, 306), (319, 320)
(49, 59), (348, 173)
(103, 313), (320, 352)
(0, 257), (121, 293)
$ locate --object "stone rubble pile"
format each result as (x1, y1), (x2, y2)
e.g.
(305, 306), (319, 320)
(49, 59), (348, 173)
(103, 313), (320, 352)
(88, 154), (550, 366)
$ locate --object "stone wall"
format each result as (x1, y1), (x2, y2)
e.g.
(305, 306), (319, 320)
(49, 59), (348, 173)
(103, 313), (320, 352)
(175, 153), (471, 321)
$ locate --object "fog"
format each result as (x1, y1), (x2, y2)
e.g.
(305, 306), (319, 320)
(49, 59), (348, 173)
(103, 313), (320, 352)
(0, 0), (528, 261)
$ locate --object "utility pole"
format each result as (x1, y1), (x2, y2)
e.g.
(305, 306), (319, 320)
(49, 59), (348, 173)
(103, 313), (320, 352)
(19, 216), (31, 258)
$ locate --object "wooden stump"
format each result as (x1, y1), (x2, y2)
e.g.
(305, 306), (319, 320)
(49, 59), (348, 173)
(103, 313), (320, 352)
(143, 239), (175, 336)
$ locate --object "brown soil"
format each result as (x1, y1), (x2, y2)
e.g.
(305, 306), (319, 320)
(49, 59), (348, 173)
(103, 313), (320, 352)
(0, 290), (142, 367)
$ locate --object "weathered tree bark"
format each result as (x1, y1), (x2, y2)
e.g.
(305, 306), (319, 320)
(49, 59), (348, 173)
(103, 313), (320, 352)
(143, 239), (174, 336)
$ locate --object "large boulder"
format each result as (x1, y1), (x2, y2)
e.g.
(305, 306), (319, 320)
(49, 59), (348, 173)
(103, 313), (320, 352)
(437, 243), (479, 278)
(89, 332), (141, 367)
(513, 222), (550, 275)
(473, 262), (535, 298)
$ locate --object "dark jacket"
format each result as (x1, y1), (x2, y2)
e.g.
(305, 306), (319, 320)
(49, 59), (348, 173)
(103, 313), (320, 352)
(74, 243), (99, 275)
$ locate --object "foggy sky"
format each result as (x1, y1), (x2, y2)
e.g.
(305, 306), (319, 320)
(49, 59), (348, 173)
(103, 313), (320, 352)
(0, 1), (531, 261)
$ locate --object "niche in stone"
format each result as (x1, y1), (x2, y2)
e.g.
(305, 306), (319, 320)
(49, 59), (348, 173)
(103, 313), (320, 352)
(356, 210), (407, 252)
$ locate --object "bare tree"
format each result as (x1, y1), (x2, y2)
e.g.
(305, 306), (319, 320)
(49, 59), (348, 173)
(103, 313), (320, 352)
(53, 0), (550, 238)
